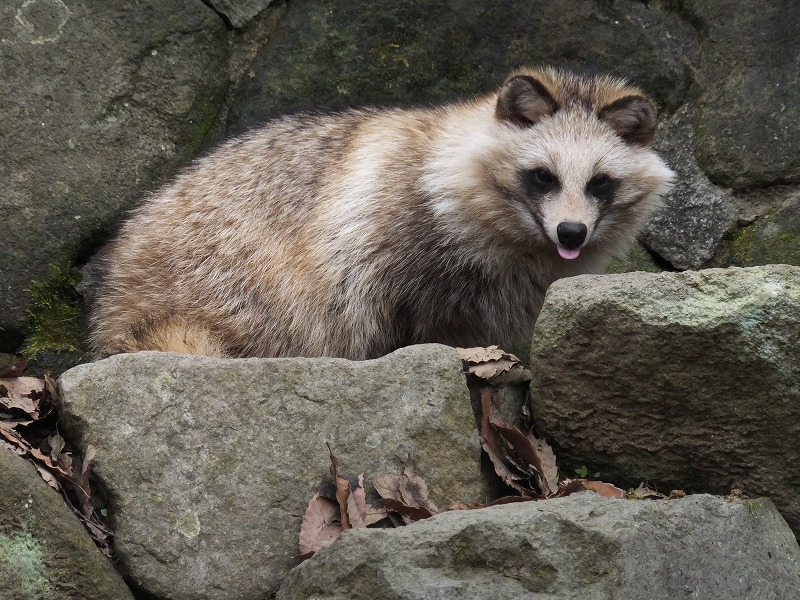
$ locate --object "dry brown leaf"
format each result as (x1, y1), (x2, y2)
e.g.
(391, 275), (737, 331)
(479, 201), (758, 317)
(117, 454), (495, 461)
(530, 434), (559, 494)
(457, 346), (508, 363)
(326, 444), (352, 530)
(478, 389), (541, 497)
(335, 476), (351, 530)
(35, 464), (61, 491)
(457, 346), (532, 385)
(347, 474), (380, 529)
(0, 438), (23, 455)
(75, 445), (97, 518)
(578, 479), (626, 499)
(0, 417), (34, 429)
(373, 473), (403, 502)
(380, 498), (434, 523)
(0, 377), (44, 418)
(48, 433), (66, 463)
(298, 493), (343, 559)
(373, 463), (439, 524)
(346, 494), (366, 529)
(553, 478), (586, 497)
(491, 422), (555, 496)
(400, 460), (438, 514)
(363, 505), (390, 526)
(0, 423), (29, 451)
(43, 372), (59, 406)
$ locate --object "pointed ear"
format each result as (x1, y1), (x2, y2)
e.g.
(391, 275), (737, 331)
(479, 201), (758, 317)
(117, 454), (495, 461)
(495, 75), (559, 127)
(598, 95), (658, 147)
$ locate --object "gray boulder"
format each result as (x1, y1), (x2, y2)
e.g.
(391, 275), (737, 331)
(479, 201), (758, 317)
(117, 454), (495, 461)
(0, 448), (134, 600)
(530, 266), (800, 536)
(226, 0), (696, 133)
(277, 493), (800, 599)
(57, 344), (484, 600)
(688, 0), (800, 188)
(640, 109), (738, 270)
(0, 0), (229, 347)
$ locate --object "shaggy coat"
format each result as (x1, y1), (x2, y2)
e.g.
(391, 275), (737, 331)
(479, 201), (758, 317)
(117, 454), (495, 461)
(92, 67), (674, 359)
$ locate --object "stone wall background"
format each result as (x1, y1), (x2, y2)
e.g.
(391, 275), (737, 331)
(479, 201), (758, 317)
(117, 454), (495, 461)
(1, 0), (798, 372)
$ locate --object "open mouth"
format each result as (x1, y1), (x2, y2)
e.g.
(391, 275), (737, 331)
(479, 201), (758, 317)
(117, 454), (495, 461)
(556, 244), (581, 260)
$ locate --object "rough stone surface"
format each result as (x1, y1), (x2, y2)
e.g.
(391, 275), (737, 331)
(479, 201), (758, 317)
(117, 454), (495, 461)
(0, 0), (229, 346)
(0, 448), (134, 600)
(227, 0), (696, 134)
(640, 110), (738, 269)
(715, 192), (800, 268)
(529, 266), (800, 536)
(57, 344), (484, 600)
(687, 0), (800, 189)
(277, 493), (800, 599)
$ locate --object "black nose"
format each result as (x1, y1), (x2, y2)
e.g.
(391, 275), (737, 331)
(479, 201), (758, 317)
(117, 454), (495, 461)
(556, 222), (587, 249)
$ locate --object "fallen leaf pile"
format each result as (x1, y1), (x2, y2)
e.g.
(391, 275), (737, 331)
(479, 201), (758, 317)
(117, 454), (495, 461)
(459, 346), (627, 500)
(0, 361), (112, 556)
(298, 346), (643, 559)
(299, 445), (445, 559)
(457, 345), (532, 386)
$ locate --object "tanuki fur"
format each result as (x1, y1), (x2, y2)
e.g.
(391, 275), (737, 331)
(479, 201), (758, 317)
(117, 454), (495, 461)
(92, 67), (674, 360)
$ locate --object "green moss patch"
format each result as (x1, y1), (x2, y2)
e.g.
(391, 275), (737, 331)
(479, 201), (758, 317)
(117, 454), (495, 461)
(23, 265), (87, 360)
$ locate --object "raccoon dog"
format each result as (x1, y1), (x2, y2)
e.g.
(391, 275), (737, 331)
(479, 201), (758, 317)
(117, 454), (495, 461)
(92, 67), (674, 360)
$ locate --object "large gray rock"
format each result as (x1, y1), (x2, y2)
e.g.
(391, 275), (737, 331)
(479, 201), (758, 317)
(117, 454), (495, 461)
(58, 344), (484, 600)
(530, 266), (800, 536)
(0, 448), (134, 600)
(0, 0), (229, 347)
(277, 493), (800, 599)
(640, 110), (737, 270)
(688, 0), (800, 188)
(227, 0), (696, 133)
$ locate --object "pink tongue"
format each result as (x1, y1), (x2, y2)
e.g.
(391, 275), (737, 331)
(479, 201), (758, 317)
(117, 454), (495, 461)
(557, 245), (581, 260)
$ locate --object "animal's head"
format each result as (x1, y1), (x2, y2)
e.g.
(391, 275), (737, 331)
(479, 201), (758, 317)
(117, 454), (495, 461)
(468, 67), (675, 262)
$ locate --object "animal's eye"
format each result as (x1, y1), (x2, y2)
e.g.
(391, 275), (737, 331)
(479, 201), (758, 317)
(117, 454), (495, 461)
(523, 168), (559, 195)
(586, 173), (616, 201)
(533, 169), (554, 184)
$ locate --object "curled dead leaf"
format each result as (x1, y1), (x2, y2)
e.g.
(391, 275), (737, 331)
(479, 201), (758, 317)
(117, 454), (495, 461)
(479, 388), (557, 498)
(0, 376), (44, 419)
(380, 498), (434, 523)
(298, 493), (343, 559)
(373, 473), (402, 502)
(457, 345), (531, 385)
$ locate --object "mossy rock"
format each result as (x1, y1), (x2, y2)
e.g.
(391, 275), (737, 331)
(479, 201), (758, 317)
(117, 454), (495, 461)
(715, 196), (800, 267)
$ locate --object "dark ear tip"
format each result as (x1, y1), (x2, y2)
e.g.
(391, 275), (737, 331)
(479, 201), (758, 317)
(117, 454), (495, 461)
(495, 73), (559, 128)
(598, 95), (659, 146)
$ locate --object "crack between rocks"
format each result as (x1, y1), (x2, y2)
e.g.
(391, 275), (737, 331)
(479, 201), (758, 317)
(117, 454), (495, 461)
(198, 0), (235, 30)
